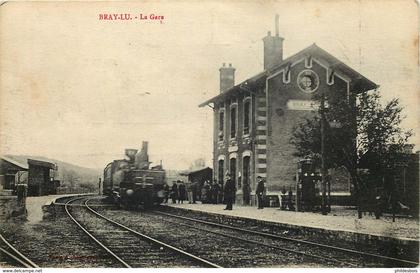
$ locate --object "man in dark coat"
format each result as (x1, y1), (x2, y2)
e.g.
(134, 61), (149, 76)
(218, 181), (224, 204)
(223, 173), (236, 210)
(163, 183), (170, 204)
(211, 180), (220, 204)
(171, 182), (178, 204)
(202, 180), (211, 203)
(191, 180), (198, 204)
(178, 180), (187, 204)
(256, 176), (266, 209)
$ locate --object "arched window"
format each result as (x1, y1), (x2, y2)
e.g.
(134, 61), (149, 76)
(229, 157), (236, 183)
(243, 99), (251, 135)
(242, 156), (251, 187)
(218, 159), (224, 184)
(242, 155), (251, 205)
(230, 106), (237, 138)
(218, 110), (224, 141)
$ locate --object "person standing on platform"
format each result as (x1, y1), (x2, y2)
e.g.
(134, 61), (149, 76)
(186, 181), (193, 204)
(223, 173), (236, 210)
(171, 181), (178, 204)
(218, 181), (224, 204)
(287, 190), (295, 211)
(178, 180), (187, 204)
(191, 180), (198, 204)
(256, 176), (266, 209)
(211, 180), (220, 204)
(202, 180), (211, 203)
(163, 183), (170, 204)
(280, 188), (287, 210)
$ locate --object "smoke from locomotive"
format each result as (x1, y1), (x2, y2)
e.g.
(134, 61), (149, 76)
(103, 141), (166, 209)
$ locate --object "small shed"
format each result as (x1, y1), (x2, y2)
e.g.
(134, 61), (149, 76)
(180, 167), (213, 190)
(27, 159), (57, 196)
(0, 156), (28, 191)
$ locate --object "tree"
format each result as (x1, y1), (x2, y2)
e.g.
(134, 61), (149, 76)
(290, 89), (412, 217)
(356, 92), (412, 179)
(62, 169), (79, 191)
(189, 158), (206, 171)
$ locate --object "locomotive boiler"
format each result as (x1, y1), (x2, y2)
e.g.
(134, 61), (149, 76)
(103, 141), (166, 209)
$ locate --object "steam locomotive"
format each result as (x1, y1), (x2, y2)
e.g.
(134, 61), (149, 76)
(103, 142), (166, 209)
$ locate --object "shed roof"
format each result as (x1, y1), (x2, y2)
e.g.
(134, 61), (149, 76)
(180, 167), (212, 176)
(0, 156), (29, 170)
(200, 44), (378, 107)
(27, 159), (56, 169)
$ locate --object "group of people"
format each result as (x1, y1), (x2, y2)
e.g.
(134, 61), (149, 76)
(162, 179), (224, 205)
(161, 174), (268, 211)
(163, 180), (197, 204)
(200, 180), (222, 204)
(223, 173), (267, 211)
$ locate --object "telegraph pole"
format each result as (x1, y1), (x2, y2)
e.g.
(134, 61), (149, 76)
(321, 91), (328, 215)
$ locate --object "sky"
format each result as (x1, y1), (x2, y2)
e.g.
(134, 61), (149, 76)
(0, 0), (419, 170)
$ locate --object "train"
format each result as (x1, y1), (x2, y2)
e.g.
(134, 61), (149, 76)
(103, 141), (166, 209)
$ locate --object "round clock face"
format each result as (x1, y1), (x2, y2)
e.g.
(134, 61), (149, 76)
(297, 70), (319, 93)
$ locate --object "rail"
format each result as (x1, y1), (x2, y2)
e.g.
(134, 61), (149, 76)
(0, 233), (39, 268)
(64, 197), (132, 268)
(153, 210), (419, 267)
(84, 198), (222, 268)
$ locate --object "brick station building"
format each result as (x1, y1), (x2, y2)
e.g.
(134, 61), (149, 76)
(199, 18), (377, 204)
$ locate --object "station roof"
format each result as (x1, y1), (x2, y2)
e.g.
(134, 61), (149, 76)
(199, 44), (378, 107)
(0, 156), (29, 170)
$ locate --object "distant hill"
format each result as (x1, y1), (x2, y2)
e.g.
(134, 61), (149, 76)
(4, 155), (101, 189)
(4, 155), (212, 191)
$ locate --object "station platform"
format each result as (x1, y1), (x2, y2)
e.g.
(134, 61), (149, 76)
(26, 193), (93, 223)
(165, 203), (419, 243)
(23, 195), (419, 243)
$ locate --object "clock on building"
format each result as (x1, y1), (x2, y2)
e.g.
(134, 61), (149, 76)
(297, 70), (319, 93)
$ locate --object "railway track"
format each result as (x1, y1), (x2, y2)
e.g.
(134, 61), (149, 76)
(65, 197), (221, 268)
(146, 210), (357, 267)
(65, 196), (418, 267)
(152, 209), (419, 267)
(0, 232), (39, 268)
(87, 202), (337, 267)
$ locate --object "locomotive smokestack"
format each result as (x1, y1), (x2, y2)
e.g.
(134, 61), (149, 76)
(141, 141), (148, 156)
(135, 141), (150, 170)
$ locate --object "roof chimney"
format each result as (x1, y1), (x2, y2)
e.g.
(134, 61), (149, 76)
(263, 14), (284, 70)
(219, 63), (235, 93)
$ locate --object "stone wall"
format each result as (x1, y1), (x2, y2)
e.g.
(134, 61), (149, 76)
(0, 191), (26, 221)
